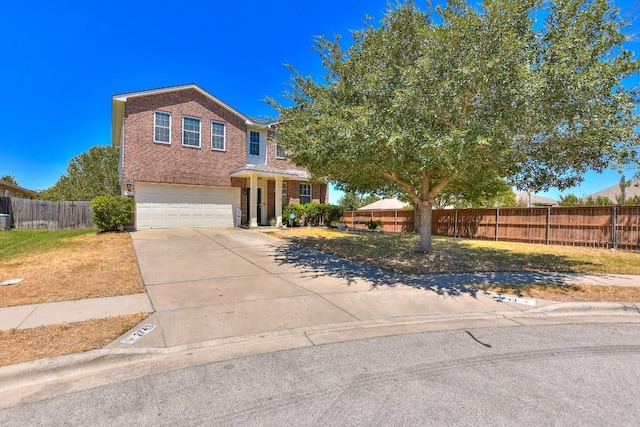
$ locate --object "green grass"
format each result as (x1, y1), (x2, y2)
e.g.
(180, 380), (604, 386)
(273, 228), (640, 275)
(0, 228), (97, 262)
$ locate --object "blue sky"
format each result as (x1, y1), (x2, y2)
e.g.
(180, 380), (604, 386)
(0, 0), (638, 203)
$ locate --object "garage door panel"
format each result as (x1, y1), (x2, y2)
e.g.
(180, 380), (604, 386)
(136, 184), (239, 229)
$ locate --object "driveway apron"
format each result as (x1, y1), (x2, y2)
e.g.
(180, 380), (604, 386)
(119, 228), (528, 348)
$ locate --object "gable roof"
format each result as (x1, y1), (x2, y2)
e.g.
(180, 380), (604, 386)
(358, 198), (410, 210)
(588, 180), (640, 203)
(514, 192), (558, 206)
(0, 180), (38, 198)
(111, 84), (275, 147)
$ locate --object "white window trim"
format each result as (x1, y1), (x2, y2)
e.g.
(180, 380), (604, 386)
(275, 143), (287, 159)
(182, 116), (201, 148)
(300, 183), (312, 204)
(154, 111), (171, 144)
(248, 130), (260, 156)
(211, 121), (226, 151)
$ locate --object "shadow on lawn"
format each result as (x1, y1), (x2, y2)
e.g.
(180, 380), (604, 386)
(272, 240), (595, 299)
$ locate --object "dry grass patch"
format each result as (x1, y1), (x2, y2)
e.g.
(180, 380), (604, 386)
(0, 313), (150, 367)
(0, 232), (145, 307)
(471, 284), (640, 303)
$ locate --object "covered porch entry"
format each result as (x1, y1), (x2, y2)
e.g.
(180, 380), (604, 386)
(231, 165), (311, 228)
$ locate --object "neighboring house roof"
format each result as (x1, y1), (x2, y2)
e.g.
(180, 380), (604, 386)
(230, 164), (311, 180)
(0, 180), (38, 198)
(111, 83), (276, 147)
(514, 192), (558, 207)
(358, 198), (410, 210)
(588, 180), (640, 203)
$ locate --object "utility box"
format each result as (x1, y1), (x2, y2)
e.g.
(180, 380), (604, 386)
(0, 214), (11, 230)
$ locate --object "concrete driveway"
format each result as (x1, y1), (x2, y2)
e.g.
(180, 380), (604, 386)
(110, 228), (551, 349)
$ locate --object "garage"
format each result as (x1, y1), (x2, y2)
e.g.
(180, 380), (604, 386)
(135, 183), (239, 229)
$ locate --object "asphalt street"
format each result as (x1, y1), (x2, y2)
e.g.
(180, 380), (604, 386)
(2, 323), (639, 426)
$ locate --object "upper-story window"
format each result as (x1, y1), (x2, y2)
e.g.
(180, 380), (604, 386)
(211, 121), (225, 150)
(276, 143), (287, 159)
(154, 111), (171, 144)
(299, 183), (311, 204)
(183, 116), (201, 148)
(249, 131), (260, 156)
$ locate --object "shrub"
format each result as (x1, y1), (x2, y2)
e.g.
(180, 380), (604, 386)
(91, 196), (134, 232)
(283, 203), (343, 227)
(366, 219), (383, 230)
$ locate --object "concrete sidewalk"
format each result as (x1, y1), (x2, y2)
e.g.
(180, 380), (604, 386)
(0, 294), (153, 331)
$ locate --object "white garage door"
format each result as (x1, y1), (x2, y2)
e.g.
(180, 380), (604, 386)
(135, 183), (239, 229)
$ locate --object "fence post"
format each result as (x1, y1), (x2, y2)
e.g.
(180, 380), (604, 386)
(351, 210), (354, 228)
(495, 207), (500, 241)
(546, 207), (551, 245)
(454, 209), (458, 238)
(394, 209), (397, 232)
(612, 205), (618, 250)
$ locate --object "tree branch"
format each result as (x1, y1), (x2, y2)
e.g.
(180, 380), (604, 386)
(382, 171), (421, 206)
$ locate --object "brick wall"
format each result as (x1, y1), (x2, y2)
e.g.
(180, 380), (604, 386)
(122, 88), (246, 192)
(287, 182), (328, 204)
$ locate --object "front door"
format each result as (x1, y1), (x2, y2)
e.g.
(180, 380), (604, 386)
(245, 188), (262, 225)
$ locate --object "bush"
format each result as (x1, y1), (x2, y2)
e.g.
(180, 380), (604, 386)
(366, 219), (383, 230)
(283, 203), (343, 227)
(91, 196), (134, 232)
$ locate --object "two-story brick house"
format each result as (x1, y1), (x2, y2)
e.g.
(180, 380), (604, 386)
(111, 84), (327, 229)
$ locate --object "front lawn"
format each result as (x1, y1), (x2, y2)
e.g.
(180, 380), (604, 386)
(0, 229), (145, 307)
(0, 229), (149, 367)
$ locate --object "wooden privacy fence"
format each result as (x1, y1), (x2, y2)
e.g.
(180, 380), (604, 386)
(432, 206), (640, 250)
(0, 197), (94, 230)
(342, 209), (415, 232)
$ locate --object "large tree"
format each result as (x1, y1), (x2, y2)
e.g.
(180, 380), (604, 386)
(40, 146), (120, 201)
(271, 0), (639, 252)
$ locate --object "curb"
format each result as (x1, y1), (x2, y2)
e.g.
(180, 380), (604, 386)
(524, 302), (640, 316)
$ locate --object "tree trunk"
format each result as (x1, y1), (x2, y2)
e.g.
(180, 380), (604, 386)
(417, 201), (433, 253)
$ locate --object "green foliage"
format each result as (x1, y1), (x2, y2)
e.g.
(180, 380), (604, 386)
(560, 194), (614, 206)
(270, 0), (640, 252)
(40, 146), (120, 201)
(366, 219), (383, 230)
(583, 196), (613, 206)
(558, 194), (614, 206)
(337, 190), (380, 210)
(436, 180), (518, 208)
(337, 191), (362, 210)
(91, 196), (134, 232)
(1, 175), (18, 186)
(559, 194), (582, 206)
(624, 195), (640, 205)
(283, 203), (343, 227)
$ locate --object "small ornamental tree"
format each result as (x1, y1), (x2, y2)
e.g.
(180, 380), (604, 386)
(271, 0), (640, 252)
(91, 195), (134, 232)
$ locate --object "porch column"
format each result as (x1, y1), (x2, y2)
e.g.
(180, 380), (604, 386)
(249, 173), (258, 228)
(275, 176), (283, 227)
